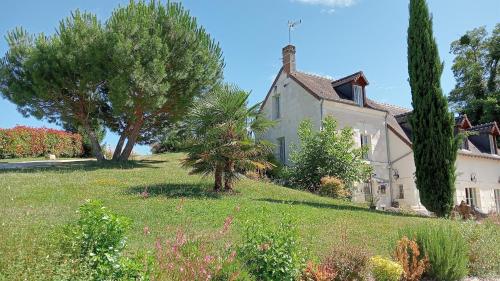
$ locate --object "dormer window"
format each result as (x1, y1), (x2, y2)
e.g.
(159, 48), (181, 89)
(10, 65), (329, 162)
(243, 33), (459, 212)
(353, 85), (363, 107)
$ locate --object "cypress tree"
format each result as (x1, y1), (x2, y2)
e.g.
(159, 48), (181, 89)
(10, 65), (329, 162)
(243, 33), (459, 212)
(407, 0), (458, 217)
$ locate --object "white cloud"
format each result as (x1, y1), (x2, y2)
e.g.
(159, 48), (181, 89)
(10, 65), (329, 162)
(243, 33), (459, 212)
(320, 8), (336, 14)
(293, 0), (356, 8)
(302, 71), (334, 80)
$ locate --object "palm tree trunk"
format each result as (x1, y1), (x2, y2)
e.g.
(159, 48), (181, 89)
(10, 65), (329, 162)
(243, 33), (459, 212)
(224, 160), (235, 191)
(214, 163), (223, 191)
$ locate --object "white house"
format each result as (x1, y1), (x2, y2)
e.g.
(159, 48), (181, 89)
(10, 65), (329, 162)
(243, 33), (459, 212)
(259, 45), (500, 214)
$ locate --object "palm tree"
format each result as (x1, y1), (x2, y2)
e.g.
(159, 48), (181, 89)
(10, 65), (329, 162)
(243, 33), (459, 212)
(182, 83), (274, 191)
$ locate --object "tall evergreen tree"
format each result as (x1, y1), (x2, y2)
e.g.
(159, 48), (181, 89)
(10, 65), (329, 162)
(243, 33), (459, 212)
(407, 0), (458, 217)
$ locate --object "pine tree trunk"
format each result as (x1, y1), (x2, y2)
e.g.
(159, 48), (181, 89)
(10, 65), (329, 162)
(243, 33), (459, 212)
(214, 163), (223, 191)
(82, 121), (105, 161)
(118, 122), (142, 161)
(224, 160), (235, 191)
(112, 131), (128, 161)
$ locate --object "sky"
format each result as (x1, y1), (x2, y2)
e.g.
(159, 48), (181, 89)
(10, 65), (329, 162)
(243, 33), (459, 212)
(1, 0), (499, 155)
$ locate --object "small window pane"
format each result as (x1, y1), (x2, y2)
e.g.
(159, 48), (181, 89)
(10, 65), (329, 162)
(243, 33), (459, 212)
(399, 185), (404, 199)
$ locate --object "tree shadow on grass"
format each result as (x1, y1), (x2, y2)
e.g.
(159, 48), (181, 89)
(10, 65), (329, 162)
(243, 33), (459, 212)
(126, 183), (222, 199)
(0, 159), (165, 174)
(256, 198), (426, 218)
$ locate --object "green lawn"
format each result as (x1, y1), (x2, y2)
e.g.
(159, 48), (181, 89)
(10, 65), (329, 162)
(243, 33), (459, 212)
(0, 153), (459, 276)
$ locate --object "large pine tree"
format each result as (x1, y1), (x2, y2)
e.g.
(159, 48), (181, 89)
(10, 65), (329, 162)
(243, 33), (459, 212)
(407, 0), (458, 217)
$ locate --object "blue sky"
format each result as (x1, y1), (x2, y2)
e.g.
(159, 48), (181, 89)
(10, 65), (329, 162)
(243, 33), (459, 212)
(1, 0), (499, 155)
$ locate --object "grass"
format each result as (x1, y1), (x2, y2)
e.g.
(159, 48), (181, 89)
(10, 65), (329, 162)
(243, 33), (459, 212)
(0, 153), (472, 277)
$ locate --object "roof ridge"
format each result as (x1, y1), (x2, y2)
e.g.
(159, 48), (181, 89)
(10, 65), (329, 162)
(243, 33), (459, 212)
(332, 71), (363, 83)
(294, 71), (334, 81)
(372, 100), (412, 112)
(470, 121), (497, 128)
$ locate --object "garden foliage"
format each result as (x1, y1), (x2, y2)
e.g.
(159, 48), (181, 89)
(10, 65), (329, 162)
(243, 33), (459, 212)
(239, 215), (305, 281)
(399, 223), (468, 281)
(0, 126), (83, 158)
(286, 116), (372, 192)
(319, 176), (350, 199)
(370, 255), (403, 281)
(322, 243), (371, 281)
(61, 200), (141, 280)
(393, 236), (428, 281)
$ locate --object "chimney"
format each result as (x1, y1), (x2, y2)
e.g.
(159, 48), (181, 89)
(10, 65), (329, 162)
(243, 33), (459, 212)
(282, 45), (296, 74)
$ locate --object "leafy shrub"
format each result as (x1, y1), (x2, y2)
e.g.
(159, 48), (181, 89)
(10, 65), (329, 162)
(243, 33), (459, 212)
(393, 236), (428, 281)
(370, 256), (403, 281)
(0, 126), (83, 158)
(62, 200), (141, 280)
(287, 116), (372, 192)
(301, 261), (337, 281)
(459, 220), (500, 277)
(239, 216), (305, 281)
(322, 243), (371, 281)
(399, 223), (468, 281)
(319, 176), (350, 199)
(152, 215), (245, 280)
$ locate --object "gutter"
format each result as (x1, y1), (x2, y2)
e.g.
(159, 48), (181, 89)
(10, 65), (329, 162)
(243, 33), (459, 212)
(384, 112), (394, 204)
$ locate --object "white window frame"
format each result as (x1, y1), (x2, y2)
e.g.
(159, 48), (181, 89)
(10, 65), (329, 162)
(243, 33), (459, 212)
(277, 137), (286, 163)
(465, 187), (478, 207)
(273, 95), (281, 120)
(360, 134), (370, 160)
(353, 85), (363, 107)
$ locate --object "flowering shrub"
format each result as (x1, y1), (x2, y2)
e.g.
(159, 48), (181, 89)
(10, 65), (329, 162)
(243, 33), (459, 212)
(370, 256), (403, 281)
(239, 216), (305, 281)
(0, 126), (83, 158)
(152, 216), (244, 280)
(301, 261), (338, 281)
(322, 244), (371, 281)
(319, 176), (350, 199)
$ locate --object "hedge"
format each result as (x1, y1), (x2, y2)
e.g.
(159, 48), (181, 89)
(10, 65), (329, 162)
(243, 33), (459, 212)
(0, 126), (83, 159)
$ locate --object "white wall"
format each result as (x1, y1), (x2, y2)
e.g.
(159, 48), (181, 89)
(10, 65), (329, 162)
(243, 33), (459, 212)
(455, 154), (500, 213)
(322, 101), (392, 207)
(387, 130), (500, 213)
(259, 72), (321, 165)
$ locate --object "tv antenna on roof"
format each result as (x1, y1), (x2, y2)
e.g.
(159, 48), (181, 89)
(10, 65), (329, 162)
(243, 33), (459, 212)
(288, 19), (302, 45)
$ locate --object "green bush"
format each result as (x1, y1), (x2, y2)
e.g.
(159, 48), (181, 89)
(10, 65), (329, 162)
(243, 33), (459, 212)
(239, 216), (305, 281)
(399, 223), (469, 281)
(287, 116), (372, 192)
(459, 220), (500, 277)
(370, 256), (403, 281)
(62, 200), (142, 280)
(319, 176), (350, 199)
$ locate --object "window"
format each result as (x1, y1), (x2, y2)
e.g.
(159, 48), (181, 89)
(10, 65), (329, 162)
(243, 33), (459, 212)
(495, 189), (500, 213)
(273, 95), (281, 120)
(398, 184), (404, 199)
(360, 134), (370, 160)
(277, 137), (286, 163)
(379, 184), (386, 195)
(353, 85), (363, 107)
(465, 188), (478, 207)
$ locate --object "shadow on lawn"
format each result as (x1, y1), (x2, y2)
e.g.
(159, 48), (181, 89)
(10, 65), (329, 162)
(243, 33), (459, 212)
(127, 183), (221, 199)
(0, 159), (166, 173)
(256, 198), (425, 218)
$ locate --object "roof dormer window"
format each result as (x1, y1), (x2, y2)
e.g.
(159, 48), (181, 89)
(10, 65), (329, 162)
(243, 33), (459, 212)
(353, 85), (363, 107)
